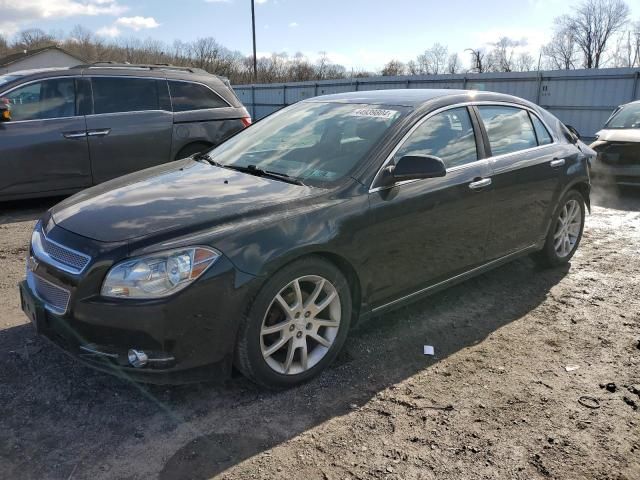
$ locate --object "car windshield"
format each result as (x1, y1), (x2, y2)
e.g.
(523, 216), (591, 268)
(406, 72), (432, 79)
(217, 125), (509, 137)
(605, 102), (640, 129)
(206, 101), (407, 185)
(0, 74), (22, 89)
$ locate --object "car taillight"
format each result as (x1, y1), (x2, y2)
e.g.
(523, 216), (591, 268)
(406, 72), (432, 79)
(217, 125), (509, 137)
(241, 116), (252, 127)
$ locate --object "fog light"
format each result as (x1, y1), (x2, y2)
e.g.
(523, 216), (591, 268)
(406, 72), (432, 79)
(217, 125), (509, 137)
(128, 349), (148, 368)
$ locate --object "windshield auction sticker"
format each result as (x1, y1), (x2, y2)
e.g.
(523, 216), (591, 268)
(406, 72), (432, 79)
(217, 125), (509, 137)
(351, 108), (397, 119)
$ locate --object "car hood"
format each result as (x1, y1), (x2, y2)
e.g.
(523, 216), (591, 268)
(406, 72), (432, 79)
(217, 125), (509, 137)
(51, 159), (315, 243)
(594, 128), (640, 143)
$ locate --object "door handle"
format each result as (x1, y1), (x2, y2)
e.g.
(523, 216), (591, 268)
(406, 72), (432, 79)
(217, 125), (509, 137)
(550, 158), (566, 168)
(62, 131), (87, 139)
(469, 177), (492, 190)
(87, 128), (111, 137)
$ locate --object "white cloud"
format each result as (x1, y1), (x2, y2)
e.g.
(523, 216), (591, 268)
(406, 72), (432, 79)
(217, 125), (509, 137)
(96, 25), (120, 38)
(471, 27), (551, 55)
(288, 22), (298, 28)
(0, 0), (126, 35)
(115, 16), (160, 31)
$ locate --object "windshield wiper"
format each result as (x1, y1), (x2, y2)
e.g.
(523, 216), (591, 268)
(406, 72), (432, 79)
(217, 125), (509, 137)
(192, 152), (224, 167)
(224, 164), (305, 186)
(193, 154), (305, 186)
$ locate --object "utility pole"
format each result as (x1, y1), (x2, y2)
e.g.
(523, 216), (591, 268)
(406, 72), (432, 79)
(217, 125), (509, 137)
(251, 0), (257, 82)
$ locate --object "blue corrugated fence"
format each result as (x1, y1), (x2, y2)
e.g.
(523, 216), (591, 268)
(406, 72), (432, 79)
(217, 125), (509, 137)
(234, 68), (640, 139)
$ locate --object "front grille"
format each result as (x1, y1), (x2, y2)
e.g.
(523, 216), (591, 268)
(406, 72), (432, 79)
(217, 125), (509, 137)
(32, 227), (91, 274)
(597, 142), (640, 166)
(41, 235), (90, 272)
(29, 272), (71, 315)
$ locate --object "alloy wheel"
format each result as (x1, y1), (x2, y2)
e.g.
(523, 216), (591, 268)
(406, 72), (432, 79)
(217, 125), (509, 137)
(260, 275), (341, 375)
(553, 199), (582, 258)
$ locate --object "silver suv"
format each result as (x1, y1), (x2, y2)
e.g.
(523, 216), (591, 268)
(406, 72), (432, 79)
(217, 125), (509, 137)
(0, 63), (251, 201)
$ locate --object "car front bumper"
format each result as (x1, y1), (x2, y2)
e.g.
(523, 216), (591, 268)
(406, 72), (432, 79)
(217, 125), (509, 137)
(590, 161), (640, 187)
(20, 227), (259, 384)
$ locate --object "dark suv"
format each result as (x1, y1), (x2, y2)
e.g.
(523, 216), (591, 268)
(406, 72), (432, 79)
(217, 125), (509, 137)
(0, 63), (250, 201)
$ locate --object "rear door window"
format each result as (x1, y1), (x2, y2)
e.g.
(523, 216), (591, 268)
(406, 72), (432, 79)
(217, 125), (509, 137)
(477, 106), (537, 156)
(394, 107), (478, 169)
(91, 77), (159, 114)
(168, 81), (228, 112)
(3, 78), (76, 121)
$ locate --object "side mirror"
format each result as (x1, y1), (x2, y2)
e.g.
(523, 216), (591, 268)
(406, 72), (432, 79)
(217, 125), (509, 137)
(564, 124), (580, 143)
(0, 100), (10, 122)
(390, 155), (447, 181)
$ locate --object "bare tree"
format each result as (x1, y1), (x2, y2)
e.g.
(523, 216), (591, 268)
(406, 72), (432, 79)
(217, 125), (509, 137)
(406, 60), (419, 75)
(610, 24), (640, 67)
(490, 37), (521, 72)
(381, 59), (406, 76)
(446, 53), (461, 74)
(542, 24), (580, 69)
(0, 35), (9, 57)
(515, 52), (535, 71)
(417, 43), (448, 74)
(466, 48), (489, 73)
(13, 28), (56, 50)
(557, 0), (630, 68)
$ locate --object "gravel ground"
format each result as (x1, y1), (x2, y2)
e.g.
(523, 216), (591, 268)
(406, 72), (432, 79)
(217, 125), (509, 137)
(0, 187), (639, 480)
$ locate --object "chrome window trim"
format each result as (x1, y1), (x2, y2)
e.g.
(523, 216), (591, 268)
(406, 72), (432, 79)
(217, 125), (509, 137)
(32, 228), (92, 275)
(0, 115), (83, 125)
(369, 100), (558, 193)
(371, 244), (536, 313)
(0, 75), (79, 97)
(84, 109), (171, 118)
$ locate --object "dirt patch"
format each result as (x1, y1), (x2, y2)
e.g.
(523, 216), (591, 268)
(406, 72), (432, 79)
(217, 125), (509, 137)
(0, 188), (638, 479)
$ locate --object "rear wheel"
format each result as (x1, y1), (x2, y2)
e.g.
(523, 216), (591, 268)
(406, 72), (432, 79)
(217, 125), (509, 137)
(235, 256), (352, 388)
(532, 190), (585, 268)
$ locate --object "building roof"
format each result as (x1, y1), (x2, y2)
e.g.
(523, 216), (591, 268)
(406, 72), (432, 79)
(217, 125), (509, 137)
(0, 46), (84, 68)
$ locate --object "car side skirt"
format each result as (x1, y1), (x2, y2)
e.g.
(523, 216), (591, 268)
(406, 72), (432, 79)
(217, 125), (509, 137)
(369, 244), (540, 316)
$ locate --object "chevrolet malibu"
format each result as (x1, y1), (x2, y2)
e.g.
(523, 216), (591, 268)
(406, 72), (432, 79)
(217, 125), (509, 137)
(20, 89), (593, 388)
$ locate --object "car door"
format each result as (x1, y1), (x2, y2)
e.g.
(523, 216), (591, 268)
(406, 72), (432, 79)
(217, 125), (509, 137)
(474, 105), (568, 260)
(364, 106), (494, 308)
(85, 76), (173, 183)
(0, 77), (91, 198)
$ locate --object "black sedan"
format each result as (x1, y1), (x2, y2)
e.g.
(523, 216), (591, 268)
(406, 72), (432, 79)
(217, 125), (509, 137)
(19, 89), (593, 388)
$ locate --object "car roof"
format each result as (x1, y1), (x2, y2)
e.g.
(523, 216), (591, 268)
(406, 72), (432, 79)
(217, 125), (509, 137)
(306, 88), (530, 108)
(1, 64), (227, 84)
(0, 65), (243, 108)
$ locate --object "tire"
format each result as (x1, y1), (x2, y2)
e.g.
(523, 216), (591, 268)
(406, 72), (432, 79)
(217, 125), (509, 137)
(235, 256), (352, 389)
(532, 189), (586, 268)
(175, 142), (212, 160)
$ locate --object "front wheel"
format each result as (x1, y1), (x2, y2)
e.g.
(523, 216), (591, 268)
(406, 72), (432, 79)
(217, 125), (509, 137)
(235, 256), (352, 388)
(532, 189), (586, 268)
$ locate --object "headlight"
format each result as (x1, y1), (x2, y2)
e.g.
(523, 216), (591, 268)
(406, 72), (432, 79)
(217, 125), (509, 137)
(101, 247), (220, 299)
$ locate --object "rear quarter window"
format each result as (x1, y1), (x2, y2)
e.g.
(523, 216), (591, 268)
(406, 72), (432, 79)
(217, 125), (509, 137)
(168, 81), (228, 112)
(530, 113), (553, 145)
